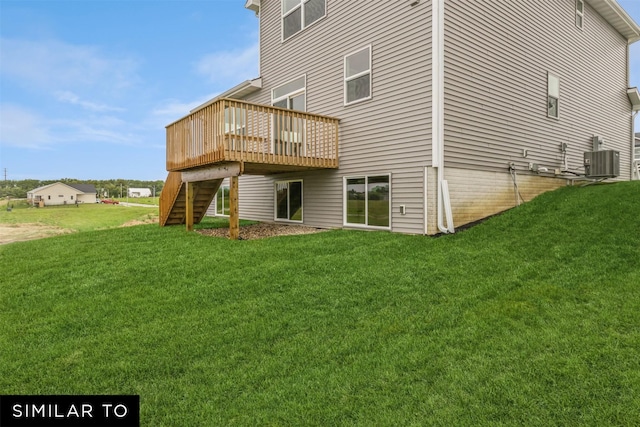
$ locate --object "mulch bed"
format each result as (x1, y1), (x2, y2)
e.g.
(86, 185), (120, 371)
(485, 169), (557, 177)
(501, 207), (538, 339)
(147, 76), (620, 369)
(196, 222), (327, 240)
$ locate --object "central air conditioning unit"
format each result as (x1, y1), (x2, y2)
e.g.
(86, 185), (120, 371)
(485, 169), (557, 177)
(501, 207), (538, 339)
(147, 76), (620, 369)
(584, 150), (620, 178)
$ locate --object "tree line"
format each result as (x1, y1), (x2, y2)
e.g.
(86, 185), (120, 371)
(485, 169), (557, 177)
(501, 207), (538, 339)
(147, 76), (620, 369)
(0, 179), (165, 199)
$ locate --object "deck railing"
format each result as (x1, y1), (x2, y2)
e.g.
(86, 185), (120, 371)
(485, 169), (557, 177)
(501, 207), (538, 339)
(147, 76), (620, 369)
(166, 99), (339, 172)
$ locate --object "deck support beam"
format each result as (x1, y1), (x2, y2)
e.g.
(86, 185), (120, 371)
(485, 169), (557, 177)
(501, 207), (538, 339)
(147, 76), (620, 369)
(229, 176), (239, 240)
(185, 182), (195, 232)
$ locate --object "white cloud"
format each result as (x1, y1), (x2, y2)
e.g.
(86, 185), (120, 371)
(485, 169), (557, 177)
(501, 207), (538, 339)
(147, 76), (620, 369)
(149, 93), (220, 129)
(0, 104), (141, 150)
(55, 91), (125, 112)
(194, 42), (259, 86)
(0, 105), (56, 149)
(0, 37), (140, 92)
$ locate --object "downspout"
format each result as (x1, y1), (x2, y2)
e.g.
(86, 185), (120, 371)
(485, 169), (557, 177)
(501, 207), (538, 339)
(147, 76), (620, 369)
(633, 110), (638, 179)
(432, 0), (454, 233)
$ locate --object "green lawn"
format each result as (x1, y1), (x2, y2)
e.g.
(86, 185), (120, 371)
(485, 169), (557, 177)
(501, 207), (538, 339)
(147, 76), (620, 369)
(1, 182), (639, 425)
(114, 197), (159, 206)
(0, 201), (158, 232)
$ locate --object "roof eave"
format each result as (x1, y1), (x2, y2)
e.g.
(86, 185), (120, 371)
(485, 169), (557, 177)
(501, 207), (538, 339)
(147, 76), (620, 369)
(244, 0), (260, 15)
(628, 87), (640, 112)
(586, 0), (640, 43)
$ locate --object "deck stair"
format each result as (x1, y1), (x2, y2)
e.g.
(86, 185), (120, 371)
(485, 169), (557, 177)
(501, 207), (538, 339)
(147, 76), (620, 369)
(159, 171), (222, 226)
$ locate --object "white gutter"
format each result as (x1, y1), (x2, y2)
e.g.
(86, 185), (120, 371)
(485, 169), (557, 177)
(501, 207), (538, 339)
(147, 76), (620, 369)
(432, 0), (454, 233)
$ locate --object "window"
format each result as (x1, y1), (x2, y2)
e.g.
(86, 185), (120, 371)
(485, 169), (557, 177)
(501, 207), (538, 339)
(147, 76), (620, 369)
(576, 0), (584, 29)
(344, 175), (390, 228)
(272, 75), (306, 111)
(275, 180), (303, 222)
(548, 73), (560, 119)
(344, 46), (372, 105)
(70, 195), (74, 200)
(48, 195), (51, 200)
(214, 185), (230, 216)
(283, 0), (326, 41)
(272, 76), (306, 156)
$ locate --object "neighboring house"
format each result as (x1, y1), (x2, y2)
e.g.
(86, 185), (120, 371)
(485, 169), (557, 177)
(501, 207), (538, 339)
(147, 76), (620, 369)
(128, 188), (152, 198)
(161, 0), (640, 236)
(27, 183), (97, 206)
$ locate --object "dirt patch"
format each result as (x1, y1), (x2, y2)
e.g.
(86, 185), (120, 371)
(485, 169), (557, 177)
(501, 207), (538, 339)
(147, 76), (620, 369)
(0, 223), (74, 245)
(120, 217), (158, 227)
(196, 223), (327, 240)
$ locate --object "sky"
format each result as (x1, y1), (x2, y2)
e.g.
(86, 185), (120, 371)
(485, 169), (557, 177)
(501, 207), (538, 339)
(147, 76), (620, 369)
(1, 0), (639, 181)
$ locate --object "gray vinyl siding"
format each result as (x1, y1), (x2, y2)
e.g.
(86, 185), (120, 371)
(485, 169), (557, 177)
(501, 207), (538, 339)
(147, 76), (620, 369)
(443, 0), (632, 179)
(239, 0), (433, 233)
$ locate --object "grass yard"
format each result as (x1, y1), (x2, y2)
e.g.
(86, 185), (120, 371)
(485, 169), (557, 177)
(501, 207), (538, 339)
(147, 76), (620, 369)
(0, 201), (158, 232)
(114, 197), (159, 206)
(1, 182), (639, 425)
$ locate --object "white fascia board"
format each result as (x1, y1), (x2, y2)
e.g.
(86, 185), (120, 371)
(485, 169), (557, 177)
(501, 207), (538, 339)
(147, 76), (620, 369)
(586, 0), (640, 43)
(628, 87), (640, 111)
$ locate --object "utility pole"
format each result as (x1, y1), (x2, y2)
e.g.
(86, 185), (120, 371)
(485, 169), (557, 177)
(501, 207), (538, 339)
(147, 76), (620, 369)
(3, 168), (6, 182)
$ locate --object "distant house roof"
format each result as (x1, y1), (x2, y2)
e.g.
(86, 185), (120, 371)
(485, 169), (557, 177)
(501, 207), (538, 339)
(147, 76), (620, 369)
(68, 183), (97, 194)
(28, 182), (96, 195)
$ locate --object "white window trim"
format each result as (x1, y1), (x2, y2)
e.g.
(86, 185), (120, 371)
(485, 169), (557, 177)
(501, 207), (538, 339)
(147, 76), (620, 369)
(282, 0), (327, 43)
(344, 45), (372, 106)
(547, 72), (560, 120)
(271, 74), (307, 109)
(274, 179), (304, 223)
(576, 0), (584, 29)
(343, 174), (391, 230)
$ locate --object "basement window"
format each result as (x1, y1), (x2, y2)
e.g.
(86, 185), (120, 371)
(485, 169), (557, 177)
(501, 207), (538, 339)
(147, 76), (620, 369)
(344, 174), (390, 229)
(275, 180), (303, 222)
(215, 185), (230, 216)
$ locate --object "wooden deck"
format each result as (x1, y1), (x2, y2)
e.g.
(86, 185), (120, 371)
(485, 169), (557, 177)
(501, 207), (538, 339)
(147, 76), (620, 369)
(166, 98), (339, 174)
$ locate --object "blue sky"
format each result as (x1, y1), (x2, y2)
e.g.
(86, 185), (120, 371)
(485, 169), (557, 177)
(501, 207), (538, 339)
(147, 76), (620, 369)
(1, 0), (639, 181)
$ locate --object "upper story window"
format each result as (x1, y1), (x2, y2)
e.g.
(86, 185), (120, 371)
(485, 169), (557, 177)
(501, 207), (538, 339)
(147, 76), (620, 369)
(272, 76), (306, 156)
(344, 45), (372, 106)
(272, 75), (306, 110)
(548, 73), (560, 119)
(575, 0), (584, 29)
(282, 0), (326, 41)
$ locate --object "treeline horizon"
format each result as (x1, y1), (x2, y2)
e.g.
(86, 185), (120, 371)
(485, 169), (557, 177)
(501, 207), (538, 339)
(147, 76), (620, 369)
(1, 178), (165, 199)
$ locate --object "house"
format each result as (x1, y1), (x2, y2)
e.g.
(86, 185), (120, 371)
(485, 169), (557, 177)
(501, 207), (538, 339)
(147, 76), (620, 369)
(160, 0), (640, 237)
(128, 188), (152, 198)
(27, 183), (97, 206)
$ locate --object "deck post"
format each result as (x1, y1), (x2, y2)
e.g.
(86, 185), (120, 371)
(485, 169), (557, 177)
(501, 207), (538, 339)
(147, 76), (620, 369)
(186, 182), (194, 232)
(229, 175), (239, 240)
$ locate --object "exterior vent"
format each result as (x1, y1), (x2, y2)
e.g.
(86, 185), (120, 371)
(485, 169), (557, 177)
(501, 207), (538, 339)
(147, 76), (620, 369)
(584, 150), (620, 178)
